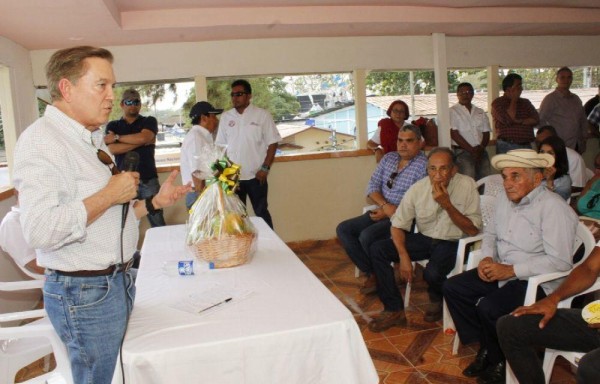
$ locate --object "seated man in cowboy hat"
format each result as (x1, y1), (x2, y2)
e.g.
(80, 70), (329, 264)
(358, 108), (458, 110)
(443, 149), (578, 384)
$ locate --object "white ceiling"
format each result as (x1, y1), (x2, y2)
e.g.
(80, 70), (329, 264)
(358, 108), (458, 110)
(0, 0), (599, 50)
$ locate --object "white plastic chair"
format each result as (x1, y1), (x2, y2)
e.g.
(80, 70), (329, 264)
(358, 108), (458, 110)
(534, 279), (600, 384)
(476, 174), (504, 197)
(405, 195), (496, 333)
(506, 222), (597, 384)
(451, 222), (595, 358)
(0, 280), (73, 384)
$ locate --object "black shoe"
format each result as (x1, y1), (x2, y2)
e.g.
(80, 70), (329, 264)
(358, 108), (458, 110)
(423, 301), (443, 322)
(463, 348), (489, 377)
(476, 361), (506, 384)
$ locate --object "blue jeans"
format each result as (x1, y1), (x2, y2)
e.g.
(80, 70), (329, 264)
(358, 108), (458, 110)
(495, 139), (532, 155)
(138, 177), (165, 227)
(336, 213), (391, 274)
(185, 191), (199, 210)
(237, 178), (273, 229)
(454, 148), (491, 180)
(43, 269), (136, 384)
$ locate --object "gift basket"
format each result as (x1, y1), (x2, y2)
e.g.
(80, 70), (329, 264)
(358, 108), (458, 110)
(186, 146), (257, 268)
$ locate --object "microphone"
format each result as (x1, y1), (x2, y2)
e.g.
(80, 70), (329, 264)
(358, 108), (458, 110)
(121, 151), (140, 229)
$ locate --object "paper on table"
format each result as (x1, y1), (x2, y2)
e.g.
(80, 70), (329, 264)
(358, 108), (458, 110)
(170, 284), (253, 315)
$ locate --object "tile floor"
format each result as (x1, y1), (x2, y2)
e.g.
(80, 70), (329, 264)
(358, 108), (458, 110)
(288, 238), (578, 384)
(15, 238), (578, 383)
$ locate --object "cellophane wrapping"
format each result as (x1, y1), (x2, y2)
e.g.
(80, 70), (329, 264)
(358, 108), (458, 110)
(185, 146), (256, 268)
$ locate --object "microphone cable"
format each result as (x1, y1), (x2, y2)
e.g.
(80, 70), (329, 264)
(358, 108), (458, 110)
(116, 151), (139, 384)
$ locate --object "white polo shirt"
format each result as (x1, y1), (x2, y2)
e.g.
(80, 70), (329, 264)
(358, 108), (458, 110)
(216, 104), (281, 180)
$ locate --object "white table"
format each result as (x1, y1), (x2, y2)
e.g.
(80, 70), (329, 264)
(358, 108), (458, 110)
(116, 218), (378, 384)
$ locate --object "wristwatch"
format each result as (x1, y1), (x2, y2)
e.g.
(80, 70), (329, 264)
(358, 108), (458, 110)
(114, 134), (120, 143)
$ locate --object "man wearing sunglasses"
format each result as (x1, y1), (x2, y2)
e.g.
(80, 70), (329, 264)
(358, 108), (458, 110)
(215, 79), (281, 229)
(12, 46), (191, 384)
(105, 88), (164, 227)
(337, 125), (427, 296)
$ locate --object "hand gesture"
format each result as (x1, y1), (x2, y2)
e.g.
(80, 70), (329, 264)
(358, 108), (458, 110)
(432, 182), (451, 209)
(477, 256), (494, 282)
(478, 258), (515, 282)
(105, 172), (139, 205)
(511, 296), (559, 329)
(152, 170), (192, 209)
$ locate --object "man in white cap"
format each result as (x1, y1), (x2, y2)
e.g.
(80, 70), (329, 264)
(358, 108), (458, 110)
(180, 101), (223, 209)
(443, 149), (578, 384)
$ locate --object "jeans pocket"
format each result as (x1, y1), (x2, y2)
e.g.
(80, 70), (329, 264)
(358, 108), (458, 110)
(76, 279), (110, 309)
(43, 282), (73, 343)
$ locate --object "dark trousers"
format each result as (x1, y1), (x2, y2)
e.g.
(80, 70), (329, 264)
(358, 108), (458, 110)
(443, 269), (545, 364)
(369, 232), (459, 311)
(237, 178), (273, 229)
(497, 309), (600, 384)
(336, 213), (391, 275)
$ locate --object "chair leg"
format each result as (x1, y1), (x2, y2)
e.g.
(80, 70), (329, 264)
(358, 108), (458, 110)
(452, 332), (460, 355)
(403, 281), (412, 309)
(505, 363), (519, 384)
(442, 300), (455, 333)
(542, 350), (559, 384)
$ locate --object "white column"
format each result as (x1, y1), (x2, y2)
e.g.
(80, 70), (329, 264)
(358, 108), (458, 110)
(353, 69), (368, 149)
(194, 76), (208, 101)
(432, 33), (450, 147)
(486, 65), (500, 138)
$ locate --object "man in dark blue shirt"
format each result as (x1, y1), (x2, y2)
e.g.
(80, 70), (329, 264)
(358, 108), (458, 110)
(105, 89), (164, 227)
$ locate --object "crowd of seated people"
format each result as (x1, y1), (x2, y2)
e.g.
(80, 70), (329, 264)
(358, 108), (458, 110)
(338, 68), (600, 384)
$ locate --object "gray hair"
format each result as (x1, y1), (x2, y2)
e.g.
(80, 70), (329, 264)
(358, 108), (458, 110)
(399, 124), (423, 141)
(427, 147), (456, 166)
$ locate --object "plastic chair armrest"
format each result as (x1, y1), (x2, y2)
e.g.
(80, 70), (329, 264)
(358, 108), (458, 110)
(523, 271), (571, 305)
(0, 280), (45, 291)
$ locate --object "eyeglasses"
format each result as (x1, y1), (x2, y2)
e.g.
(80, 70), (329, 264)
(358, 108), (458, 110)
(386, 172), (399, 188)
(123, 99), (141, 106)
(97, 149), (119, 176)
(230, 91), (249, 97)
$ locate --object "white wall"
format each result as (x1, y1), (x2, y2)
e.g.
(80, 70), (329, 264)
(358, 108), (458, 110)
(0, 38), (41, 315)
(29, 35), (600, 85)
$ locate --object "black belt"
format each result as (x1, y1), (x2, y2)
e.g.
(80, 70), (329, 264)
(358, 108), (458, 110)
(498, 138), (531, 145)
(55, 259), (134, 277)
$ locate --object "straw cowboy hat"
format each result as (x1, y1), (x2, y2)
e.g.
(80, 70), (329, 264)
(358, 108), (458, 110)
(491, 149), (554, 170)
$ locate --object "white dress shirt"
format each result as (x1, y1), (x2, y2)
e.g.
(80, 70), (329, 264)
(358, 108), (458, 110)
(449, 103), (491, 147)
(12, 105), (138, 271)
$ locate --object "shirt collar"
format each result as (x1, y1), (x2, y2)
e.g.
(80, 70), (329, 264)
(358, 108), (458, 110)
(45, 105), (94, 148)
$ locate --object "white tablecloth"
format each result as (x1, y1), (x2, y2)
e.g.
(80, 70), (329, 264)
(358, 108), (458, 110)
(115, 218), (378, 384)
